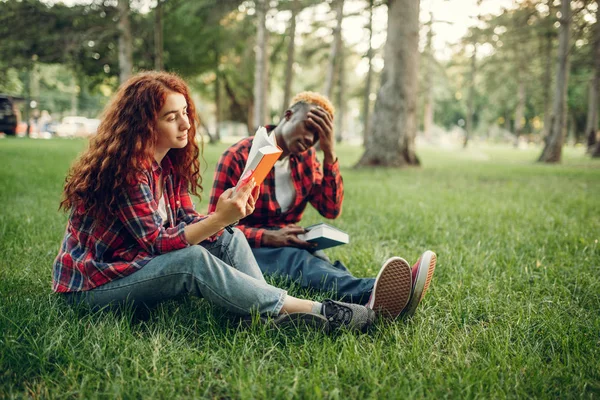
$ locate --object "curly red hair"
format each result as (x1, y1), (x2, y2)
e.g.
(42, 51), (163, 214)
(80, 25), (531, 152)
(60, 71), (203, 217)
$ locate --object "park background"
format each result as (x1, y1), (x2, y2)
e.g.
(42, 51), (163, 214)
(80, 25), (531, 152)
(1, 0), (599, 398)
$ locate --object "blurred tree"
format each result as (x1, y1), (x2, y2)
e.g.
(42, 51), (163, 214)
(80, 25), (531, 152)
(464, 35), (477, 148)
(281, 0), (298, 113)
(155, 0), (164, 71)
(586, 0), (600, 154)
(253, 0), (269, 129)
(357, 0), (420, 167)
(540, 0), (557, 142)
(324, 0), (344, 99)
(539, 0), (571, 163)
(117, 0), (133, 83)
(362, 0), (376, 147)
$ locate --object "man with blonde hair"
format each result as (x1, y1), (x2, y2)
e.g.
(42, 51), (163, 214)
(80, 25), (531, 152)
(209, 92), (436, 319)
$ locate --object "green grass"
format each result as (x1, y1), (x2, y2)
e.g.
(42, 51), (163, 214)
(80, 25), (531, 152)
(1, 137), (599, 399)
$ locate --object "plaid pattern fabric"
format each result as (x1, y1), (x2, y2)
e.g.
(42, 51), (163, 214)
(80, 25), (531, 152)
(208, 130), (343, 248)
(52, 157), (210, 293)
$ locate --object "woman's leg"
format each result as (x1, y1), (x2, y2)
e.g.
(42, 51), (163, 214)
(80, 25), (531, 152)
(201, 228), (266, 282)
(68, 245), (287, 316)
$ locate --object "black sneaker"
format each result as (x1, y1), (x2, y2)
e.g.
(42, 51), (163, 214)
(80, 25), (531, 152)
(321, 299), (376, 333)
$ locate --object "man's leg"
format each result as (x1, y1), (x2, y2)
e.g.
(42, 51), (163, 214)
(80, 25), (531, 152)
(252, 247), (375, 304)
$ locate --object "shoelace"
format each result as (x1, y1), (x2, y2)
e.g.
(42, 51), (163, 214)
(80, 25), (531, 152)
(324, 302), (353, 329)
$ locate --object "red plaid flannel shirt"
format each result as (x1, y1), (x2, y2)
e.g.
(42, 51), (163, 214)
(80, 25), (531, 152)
(208, 130), (343, 247)
(52, 157), (210, 293)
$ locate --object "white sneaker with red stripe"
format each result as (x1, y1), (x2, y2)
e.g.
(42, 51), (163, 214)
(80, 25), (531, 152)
(402, 250), (437, 318)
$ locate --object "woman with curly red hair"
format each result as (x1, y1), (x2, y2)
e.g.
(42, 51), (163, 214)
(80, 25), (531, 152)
(53, 71), (376, 333)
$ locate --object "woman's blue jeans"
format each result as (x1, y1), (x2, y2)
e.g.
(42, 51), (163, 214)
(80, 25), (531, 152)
(65, 229), (287, 316)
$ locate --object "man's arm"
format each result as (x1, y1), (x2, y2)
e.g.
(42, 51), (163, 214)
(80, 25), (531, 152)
(306, 106), (343, 218)
(307, 156), (344, 219)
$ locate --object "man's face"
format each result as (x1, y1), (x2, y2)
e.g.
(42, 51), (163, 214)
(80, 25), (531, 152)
(280, 106), (318, 155)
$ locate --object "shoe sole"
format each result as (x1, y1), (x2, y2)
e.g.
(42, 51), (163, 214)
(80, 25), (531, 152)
(368, 257), (412, 319)
(273, 312), (329, 332)
(239, 312), (329, 332)
(402, 250), (437, 318)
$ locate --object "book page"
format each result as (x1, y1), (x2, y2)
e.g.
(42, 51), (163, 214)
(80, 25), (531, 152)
(240, 126), (276, 180)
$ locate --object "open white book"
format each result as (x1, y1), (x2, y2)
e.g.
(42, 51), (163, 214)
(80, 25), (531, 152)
(234, 126), (282, 190)
(298, 223), (350, 250)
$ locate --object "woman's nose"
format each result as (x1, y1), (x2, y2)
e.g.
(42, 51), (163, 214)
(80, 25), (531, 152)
(181, 118), (191, 130)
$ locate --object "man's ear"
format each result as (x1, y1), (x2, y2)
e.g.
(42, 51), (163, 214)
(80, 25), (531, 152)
(284, 110), (293, 120)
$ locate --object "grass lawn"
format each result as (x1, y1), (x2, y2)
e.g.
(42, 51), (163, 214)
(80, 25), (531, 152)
(1, 137), (599, 398)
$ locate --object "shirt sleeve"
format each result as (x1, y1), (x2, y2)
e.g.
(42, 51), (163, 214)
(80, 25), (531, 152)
(207, 149), (239, 215)
(209, 146), (266, 247)
(176, 180), (206, 226)
(308, 154), (344, 219)
(233, 223), (265, 248)
(117, 174), (190, 254)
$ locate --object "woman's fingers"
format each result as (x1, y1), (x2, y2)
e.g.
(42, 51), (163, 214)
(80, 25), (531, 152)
(220, 187), (234, 200)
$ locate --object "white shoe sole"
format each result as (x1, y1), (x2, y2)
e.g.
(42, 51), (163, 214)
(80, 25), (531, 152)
(366, 257), (412, 319)
(402, 250), (437, 318)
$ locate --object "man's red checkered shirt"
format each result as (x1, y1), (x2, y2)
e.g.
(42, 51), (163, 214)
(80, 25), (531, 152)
(52, 157), (210, 293)
(208, 133), (343, 247)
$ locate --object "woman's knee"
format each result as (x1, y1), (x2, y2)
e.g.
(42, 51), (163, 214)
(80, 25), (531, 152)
(230, 228), (248, 243)
(166, 245), (210, 273)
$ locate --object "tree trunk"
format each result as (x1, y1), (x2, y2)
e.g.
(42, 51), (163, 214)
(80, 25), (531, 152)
(118, 0), (133, 84)
(356, 0), (420, 167)
(464, 42), (476, 148)
(281, 1), (297, 114)
(362, 0), (374, 147)
(335, 45), (345, 143)
(541, 0), (554, 143)
(253, 0), (268, 130)
(23, 65), (32, 136)
(539, 0), (571, 163)
(324, 0), (344, 99)
(214, 70), (221, 143)
(514, 71), (526, 146)
(70, 72), (78, 115)
(586, 0), (599, 153)
(154, 0), (164, 71)
(423, 12), (434, 138)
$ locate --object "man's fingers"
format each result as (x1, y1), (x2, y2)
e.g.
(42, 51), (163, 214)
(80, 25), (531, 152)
(309, 108), (333, 129)
(288, 236), (314, 249)
(284, 226), (306, 234)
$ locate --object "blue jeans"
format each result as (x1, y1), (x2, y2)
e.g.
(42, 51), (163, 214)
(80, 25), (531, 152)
(65, 229), (287, 316)
(252, 247), (375, 304)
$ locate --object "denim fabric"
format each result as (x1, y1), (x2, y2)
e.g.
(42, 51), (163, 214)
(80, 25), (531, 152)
(65, 229), (286, 316)
(251, 247), (375, 305)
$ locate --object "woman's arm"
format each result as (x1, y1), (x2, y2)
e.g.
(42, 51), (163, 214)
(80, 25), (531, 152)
(184, 180), (258, 245)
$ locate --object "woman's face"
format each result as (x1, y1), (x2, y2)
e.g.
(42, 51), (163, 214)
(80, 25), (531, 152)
(154, 92), (191, 159)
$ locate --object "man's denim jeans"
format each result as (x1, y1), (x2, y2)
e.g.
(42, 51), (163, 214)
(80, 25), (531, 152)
(66, 229), (286, 316)
(251, 247), (375, 304)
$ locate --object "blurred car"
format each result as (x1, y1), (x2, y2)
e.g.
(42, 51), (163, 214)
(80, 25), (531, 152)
(56, 116), (99, 137)
(0, 95), (18, 136)
(85, 118), (101, 135)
